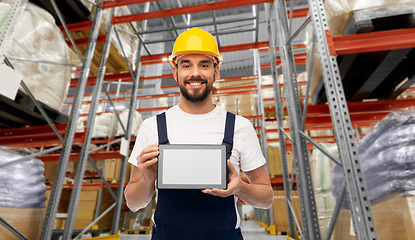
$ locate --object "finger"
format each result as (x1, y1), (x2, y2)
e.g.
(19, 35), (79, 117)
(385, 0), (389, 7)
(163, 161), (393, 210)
(227, 160), (238, 176)
(202, 188), (229, 197)
(139, 158), (158, 170)
(138, 144), (159, 158)
(142, 150), (160, 160)
(202, 189), (218, 196)
(137, 151), (159, 164)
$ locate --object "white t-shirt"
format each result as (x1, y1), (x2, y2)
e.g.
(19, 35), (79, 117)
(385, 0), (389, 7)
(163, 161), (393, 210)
(128, 105), (266, 227)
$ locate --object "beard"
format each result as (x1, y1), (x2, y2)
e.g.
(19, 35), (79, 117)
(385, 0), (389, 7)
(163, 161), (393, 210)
(179, 76), (214, 103)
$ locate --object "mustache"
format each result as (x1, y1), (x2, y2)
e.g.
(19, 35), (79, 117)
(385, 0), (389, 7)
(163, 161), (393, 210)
(184, 77), (207, 84)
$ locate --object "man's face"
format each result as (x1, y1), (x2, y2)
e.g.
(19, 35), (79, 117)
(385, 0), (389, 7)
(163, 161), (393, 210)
(173, 54), (219, 103)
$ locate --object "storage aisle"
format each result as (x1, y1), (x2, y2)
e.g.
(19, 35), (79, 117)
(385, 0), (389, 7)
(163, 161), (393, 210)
(81, 220), (286, 240)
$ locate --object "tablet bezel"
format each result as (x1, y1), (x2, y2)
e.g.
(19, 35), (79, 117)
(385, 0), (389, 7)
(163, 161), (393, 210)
(157, 144), (227, 189)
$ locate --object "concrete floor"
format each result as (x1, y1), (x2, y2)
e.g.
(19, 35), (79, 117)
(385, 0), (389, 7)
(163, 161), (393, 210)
(102, 220), (287, 240)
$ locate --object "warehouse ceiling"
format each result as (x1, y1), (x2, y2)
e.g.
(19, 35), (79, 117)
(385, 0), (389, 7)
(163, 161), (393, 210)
(64, 0), (309, 116)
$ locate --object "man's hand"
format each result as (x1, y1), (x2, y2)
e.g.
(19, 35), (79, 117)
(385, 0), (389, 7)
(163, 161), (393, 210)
(137, 143), (159, 184)
(202, 160), (242, 198)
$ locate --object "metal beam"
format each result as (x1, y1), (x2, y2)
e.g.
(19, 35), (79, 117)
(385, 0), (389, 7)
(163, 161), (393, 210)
(140, 16), (257, 35)
(40, 1), (105, 239)
(274, 0), (321, 238)
(103, 0), (159, 9)
(308, 0), (378, 238)
(112, 0), (308, 24)
(212, 10), (221, 47)
(62, 6), (117, 240)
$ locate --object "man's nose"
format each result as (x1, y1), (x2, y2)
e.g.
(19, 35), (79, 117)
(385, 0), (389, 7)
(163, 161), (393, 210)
(190, 66), (201, 77)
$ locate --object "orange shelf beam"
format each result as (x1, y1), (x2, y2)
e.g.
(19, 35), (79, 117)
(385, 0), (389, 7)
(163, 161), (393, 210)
(112, 0), (308, 25)
(102, 0), (159, 9)
(333, 28), (415, 55)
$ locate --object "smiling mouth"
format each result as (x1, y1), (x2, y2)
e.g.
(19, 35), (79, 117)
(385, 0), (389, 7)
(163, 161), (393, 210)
(186, 81), (206, 88)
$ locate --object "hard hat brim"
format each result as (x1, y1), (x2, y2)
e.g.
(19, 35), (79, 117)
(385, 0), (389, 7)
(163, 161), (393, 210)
(169, 51), (223, 67)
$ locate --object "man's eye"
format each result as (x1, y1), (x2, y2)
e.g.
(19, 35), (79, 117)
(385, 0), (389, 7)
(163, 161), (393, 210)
(182, 65), (190, 68)
(201, 64), (209, 68)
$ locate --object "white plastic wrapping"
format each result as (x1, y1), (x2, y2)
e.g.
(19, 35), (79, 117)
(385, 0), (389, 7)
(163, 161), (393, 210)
(92, 113), (118, 138)
(306, 0), (415, 103)
(310, 143), (339, 240)
(0, 2), (71, 111)
(116, 109), (143, 137)
(332, 108), (415, 206)
(0, 147), (47, 208)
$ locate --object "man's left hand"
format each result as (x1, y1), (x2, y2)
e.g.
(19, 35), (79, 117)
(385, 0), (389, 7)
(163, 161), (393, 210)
(202, 160), (243, 198)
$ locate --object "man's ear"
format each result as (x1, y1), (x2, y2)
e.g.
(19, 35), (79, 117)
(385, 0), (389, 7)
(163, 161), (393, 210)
(173, 67), (178, 83)
(214, 66), (220, 81)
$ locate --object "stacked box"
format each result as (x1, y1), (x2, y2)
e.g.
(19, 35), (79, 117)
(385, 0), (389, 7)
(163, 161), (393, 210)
(272, 190), (303, 233)
(45, 189), (98, 230)
(333, 196), (415, 239)
(267, 147), (293, 177)
(0, 207), (46, 240)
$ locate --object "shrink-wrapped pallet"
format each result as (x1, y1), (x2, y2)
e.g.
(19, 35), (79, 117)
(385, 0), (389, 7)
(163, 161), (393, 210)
(0, 2), (71, 111)
(0, 147), (47, 208)
(305, 0), (415, 104)
(310, 143), (339, 239)
(92, 113), (118, 138)
(238, 94), (257, 116)
(116, 109), (143, 137)
(0, 147), (47, 239)
(332, 108), (415, 205)
(310, 143), (415, 239)
(213, 95), (238, 115)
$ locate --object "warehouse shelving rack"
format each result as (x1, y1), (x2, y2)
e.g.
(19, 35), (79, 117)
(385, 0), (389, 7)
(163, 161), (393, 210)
(2, 0), (415, 239)
(267, 0), (415, 239)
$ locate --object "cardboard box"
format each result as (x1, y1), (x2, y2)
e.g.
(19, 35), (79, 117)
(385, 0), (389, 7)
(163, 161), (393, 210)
(0, 207), (46, 240)
(272, 190), (303, 232)
(79, 190), (98, 201)
(333, 196), (415, 240)
(77, 200), (97, 211)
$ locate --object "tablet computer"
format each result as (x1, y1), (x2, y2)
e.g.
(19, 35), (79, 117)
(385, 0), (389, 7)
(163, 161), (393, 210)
(157, 144), (227, 189)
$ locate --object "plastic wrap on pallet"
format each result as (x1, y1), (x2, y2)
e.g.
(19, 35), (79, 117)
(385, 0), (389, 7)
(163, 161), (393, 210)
(80, 0), (138, 69)
(76, 119), (85, 133)
(305, 0), (415, 104)
(92, 112), (118, 138)
(0, 147), (47, 208)
(116, 109), (143, 137)
(0, 2), (71, 111)
(310, 143), (339, 240)
(332, 108), (415, 206)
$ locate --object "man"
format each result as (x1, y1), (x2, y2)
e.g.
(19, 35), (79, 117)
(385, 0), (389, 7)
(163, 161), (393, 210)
(125, 27), (273, 240)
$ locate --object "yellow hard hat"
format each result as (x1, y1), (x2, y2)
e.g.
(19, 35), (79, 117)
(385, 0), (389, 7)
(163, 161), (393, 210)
(169, 27), (223, 67)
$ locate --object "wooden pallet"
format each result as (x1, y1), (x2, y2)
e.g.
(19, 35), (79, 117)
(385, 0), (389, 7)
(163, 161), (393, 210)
(65, 29), (134, 76)
(124, 226), (152, 235)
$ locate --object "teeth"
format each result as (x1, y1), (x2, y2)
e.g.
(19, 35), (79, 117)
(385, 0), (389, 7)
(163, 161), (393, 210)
(189, 82), (201, 86)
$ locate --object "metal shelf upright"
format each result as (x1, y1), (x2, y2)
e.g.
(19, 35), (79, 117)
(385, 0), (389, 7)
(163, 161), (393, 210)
(41, 0), (109, 238)
(264, 2), (296, 238)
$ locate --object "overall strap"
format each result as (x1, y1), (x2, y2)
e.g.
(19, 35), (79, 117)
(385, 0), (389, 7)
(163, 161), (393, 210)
(222, 111), (236, 158)
(156, 112), (169, 144)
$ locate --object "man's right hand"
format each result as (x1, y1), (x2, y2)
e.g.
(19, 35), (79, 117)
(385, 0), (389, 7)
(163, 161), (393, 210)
(136, 143), (159, 184)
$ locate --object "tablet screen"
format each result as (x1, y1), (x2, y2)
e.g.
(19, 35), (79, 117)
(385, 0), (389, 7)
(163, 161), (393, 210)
(157, 144), (227, 189)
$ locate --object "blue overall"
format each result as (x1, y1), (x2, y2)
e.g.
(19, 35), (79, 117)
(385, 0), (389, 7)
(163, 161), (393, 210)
(152, 111), (243, 240)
